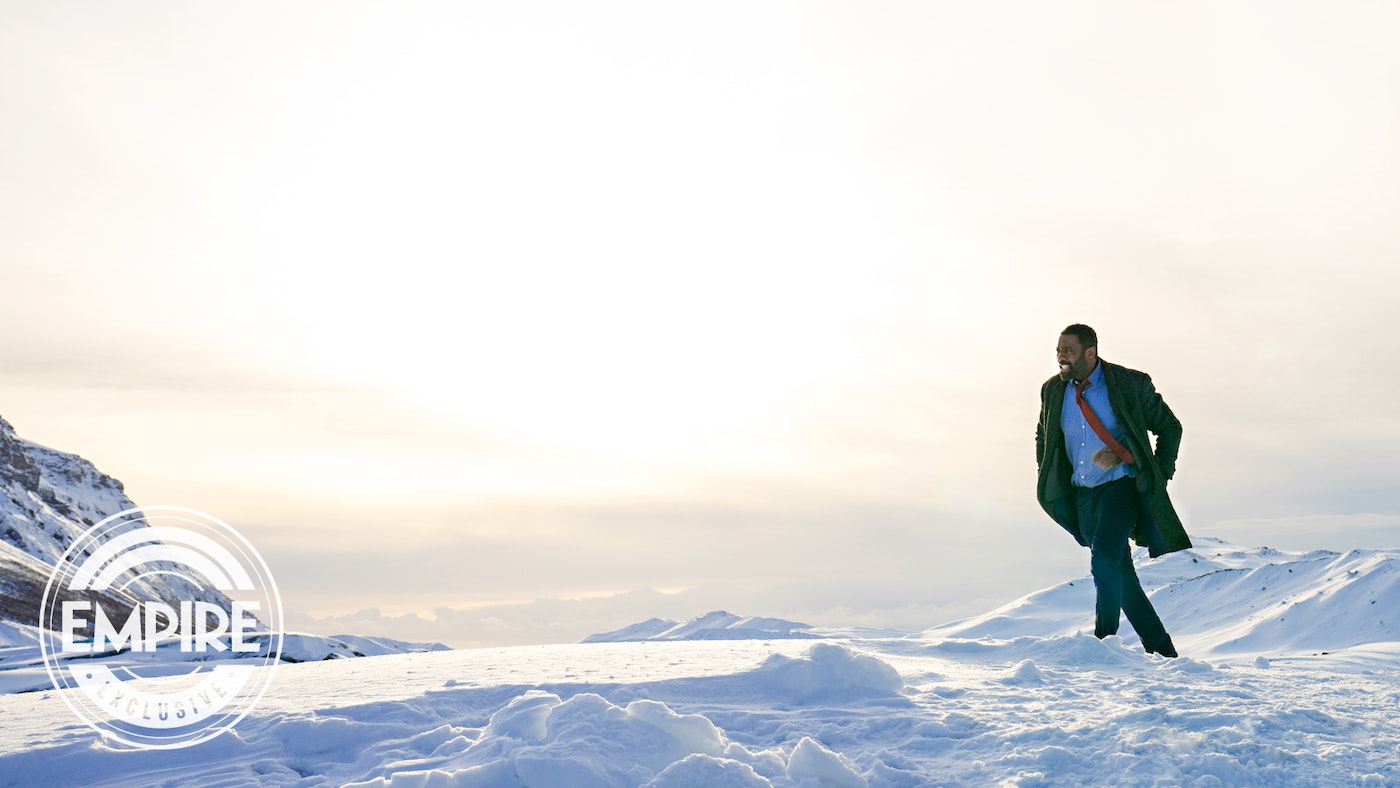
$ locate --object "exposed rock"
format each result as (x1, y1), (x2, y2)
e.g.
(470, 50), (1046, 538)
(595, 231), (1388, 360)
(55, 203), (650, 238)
(0, 414), (235, 634)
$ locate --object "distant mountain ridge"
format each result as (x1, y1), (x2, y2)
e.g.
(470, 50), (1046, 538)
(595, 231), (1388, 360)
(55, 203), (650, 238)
(584, 538), (1400, 657)
(583, 610), (818, 643)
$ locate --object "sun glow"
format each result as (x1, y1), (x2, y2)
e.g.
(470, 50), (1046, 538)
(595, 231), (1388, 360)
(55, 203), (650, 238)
(185, 7), (955, 498)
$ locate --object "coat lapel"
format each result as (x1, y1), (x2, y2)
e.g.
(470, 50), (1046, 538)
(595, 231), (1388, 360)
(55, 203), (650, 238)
(1099, 360), (1129, 422)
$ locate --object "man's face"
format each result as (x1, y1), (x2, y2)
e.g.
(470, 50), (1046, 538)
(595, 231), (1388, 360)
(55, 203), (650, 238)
(1056, 334), (1096, 382)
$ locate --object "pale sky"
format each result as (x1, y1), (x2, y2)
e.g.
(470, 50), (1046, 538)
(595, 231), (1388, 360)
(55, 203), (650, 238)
(4, 2), (1399, 647)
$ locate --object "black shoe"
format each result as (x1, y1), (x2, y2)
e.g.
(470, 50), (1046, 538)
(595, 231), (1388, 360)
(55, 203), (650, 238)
(1147, 637), (1178, 658)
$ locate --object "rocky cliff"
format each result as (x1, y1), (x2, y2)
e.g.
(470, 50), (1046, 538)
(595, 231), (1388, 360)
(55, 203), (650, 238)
(0, 416), (234, 643)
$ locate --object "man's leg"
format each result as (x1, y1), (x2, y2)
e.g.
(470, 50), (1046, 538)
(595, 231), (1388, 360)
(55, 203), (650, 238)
(1077, 477), (1169, 645)
(1117, 550), (1173, 655)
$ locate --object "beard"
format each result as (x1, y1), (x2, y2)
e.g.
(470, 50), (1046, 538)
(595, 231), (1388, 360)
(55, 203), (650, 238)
(1059, 357), (1092, 382)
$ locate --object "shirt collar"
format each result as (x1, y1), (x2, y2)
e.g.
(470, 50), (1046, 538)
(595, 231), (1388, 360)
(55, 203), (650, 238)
(1073, 359), (1104, 388)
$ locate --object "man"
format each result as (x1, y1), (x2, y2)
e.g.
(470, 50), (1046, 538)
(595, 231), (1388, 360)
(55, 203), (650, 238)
(1035, 324), (1191, 658)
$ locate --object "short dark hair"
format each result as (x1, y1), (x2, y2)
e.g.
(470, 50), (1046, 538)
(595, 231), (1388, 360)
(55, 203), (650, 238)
(1061, 323), (1097, 349)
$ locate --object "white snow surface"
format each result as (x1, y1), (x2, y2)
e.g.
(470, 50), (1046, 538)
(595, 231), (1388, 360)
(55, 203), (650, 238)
(1, 537), (1398, 786)
(0, 631), (449, 694)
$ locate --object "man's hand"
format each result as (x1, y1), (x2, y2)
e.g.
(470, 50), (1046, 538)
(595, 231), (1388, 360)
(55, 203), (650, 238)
(1092, 448), (1123, 469)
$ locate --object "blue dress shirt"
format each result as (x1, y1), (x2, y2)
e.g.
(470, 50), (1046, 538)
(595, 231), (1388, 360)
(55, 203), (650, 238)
(1061, 361), (1137, 488)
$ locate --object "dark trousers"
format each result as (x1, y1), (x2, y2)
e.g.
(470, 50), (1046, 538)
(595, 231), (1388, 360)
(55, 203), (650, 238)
(1075, 476), (1170, 650)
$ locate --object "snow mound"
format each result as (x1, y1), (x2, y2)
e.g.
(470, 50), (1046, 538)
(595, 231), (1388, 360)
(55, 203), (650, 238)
(642, 754), (773, 787)
(1003, 659), (1046, 686)
(738, 642), (904, 705)
(341, 689), (864, 788)
(584, 611), (816, 643)
(786, 736), (867, 788)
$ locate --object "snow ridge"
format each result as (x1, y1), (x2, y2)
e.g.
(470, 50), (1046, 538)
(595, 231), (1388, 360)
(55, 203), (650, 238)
(583, 611), (817, 643)
(924, 536), (1400, 657)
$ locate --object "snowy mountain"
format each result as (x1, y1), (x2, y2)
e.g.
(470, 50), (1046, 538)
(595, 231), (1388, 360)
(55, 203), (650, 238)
(0, 416), (134, 566)
(2, 536), (1397, 785)
(0, 415), (236, 637)
(583, 611), (818, 643)
(927, 536), (1400, 657)
(0, 416), (446, 680)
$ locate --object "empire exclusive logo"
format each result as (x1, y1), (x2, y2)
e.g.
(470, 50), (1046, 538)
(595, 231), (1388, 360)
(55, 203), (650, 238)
(39, 507), (283, 749)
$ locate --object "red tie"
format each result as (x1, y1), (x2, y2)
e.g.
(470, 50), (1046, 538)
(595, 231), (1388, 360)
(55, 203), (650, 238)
(1075, 379), (1135, 465)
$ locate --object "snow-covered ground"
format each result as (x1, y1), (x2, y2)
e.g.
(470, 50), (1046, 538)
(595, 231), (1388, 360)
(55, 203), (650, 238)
(1, 538), (1397, 786)
(0, 625), (449, 695)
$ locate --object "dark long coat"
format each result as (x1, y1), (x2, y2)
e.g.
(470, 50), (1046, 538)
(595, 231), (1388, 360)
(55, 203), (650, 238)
(1035, 360), (1192, 557)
